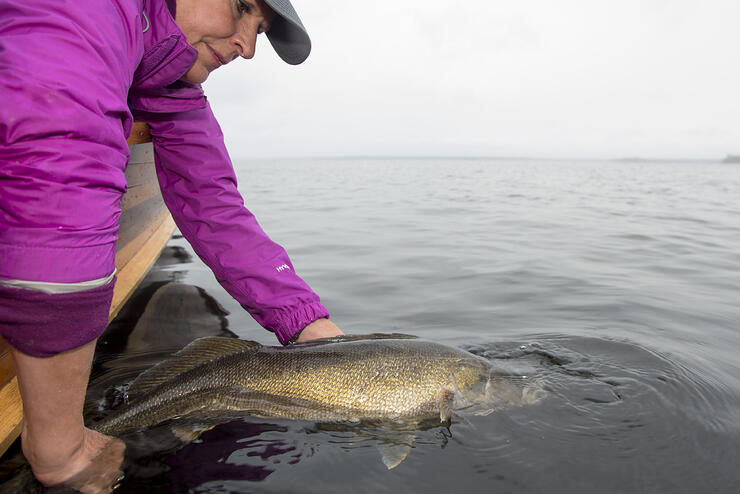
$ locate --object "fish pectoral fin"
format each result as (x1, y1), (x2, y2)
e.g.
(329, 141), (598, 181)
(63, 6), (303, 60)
(438, 388), (459, 423)
(439, 398), (453, 423)
(377, 434), (415, 470)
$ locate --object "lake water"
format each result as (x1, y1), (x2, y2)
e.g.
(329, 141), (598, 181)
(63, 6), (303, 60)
(5, 158), (740, 492)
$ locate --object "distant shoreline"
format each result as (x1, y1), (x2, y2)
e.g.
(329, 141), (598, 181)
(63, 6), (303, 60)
(233, 155), (722, 164)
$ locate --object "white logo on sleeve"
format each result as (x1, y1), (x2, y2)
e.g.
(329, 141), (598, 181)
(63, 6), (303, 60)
(276, 264), (291, 272)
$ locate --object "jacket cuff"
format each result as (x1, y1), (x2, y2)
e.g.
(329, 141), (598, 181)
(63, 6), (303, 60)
(261, 302), (330, 345)
(0, 280), (115, 357)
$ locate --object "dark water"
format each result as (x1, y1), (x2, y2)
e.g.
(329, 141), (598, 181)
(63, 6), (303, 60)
(5, 158), (740, 492)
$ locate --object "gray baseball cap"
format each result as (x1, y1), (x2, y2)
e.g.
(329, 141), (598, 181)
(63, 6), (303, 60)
(263, 0), (311, 65)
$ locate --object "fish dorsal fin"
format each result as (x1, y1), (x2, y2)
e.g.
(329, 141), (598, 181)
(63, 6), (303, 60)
(127, 337), (260, 399)
(293, 333), (418, 346)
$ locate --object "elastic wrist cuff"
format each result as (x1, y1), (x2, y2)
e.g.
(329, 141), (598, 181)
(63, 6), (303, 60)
(266, 302), (330, 345)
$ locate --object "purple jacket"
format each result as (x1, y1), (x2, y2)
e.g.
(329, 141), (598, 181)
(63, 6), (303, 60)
(0, 0), (328, 348)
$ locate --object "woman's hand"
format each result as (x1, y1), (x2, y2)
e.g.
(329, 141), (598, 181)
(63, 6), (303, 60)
(295, 318), (344, 343)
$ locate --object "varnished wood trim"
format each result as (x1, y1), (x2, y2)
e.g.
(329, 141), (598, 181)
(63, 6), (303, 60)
(0, 339), (14, 390)
(0, 377), (23, 457)
(126, 122), (152, 145)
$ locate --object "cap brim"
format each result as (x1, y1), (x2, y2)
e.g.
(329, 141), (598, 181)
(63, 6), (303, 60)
(263, 0), (311, 65)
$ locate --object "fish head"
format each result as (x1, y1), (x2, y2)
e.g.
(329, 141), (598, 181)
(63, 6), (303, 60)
(446, 357), (495, 411)
(448, 357), (546, 416)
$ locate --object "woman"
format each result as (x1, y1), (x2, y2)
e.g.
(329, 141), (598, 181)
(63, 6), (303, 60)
(0, 0), (342, 488)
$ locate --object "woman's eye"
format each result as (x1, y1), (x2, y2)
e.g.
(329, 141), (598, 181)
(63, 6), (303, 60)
(237, 0), (250, 14)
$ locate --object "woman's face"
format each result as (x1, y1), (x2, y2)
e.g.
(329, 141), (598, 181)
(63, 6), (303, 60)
(176, 0), (276, 83)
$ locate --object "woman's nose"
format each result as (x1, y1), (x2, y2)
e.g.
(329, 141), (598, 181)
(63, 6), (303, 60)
(232, 29), (257, 59)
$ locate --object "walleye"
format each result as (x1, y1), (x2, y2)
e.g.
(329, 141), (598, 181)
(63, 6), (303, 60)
(94, 334), (543, 468)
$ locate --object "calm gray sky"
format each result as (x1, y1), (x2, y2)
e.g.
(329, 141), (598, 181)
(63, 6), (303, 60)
(204, 0), (739, 160)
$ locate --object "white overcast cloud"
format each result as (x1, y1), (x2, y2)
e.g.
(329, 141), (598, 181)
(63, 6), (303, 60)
(204, 0), (739, 160)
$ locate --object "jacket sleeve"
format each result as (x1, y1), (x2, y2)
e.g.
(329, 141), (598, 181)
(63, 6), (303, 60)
(135, 102), (329, 344)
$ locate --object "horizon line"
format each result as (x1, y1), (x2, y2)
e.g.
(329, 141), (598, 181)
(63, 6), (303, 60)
(231, 154), (725, 164)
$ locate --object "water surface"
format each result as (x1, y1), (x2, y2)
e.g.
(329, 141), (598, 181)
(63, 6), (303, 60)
(6, 158), (740, 492)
